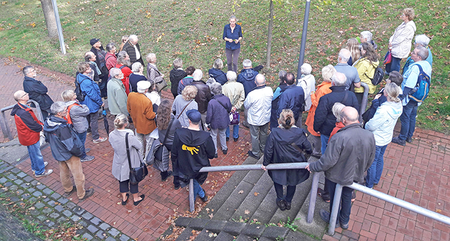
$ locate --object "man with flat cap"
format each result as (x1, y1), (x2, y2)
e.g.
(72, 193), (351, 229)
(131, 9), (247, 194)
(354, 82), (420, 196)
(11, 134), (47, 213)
(171, 109), (215, 201)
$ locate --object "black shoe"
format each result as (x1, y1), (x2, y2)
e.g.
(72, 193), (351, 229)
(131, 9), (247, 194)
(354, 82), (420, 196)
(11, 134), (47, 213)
(276, 200), (286, 211)
(391, 137), (406, 146)
(317, 188), (330, 202)
(285, 201), (291, 210)
(80, 188), (94, 201)
(226, 137), (229, 141)
(319, 209), (339, 228)
(174, 184), (180, 190)
(161, 171), (173, 182)
(234, 137), (239, 142)
(134, 194), (145, 206)
(351, 190), (356, 202)
(200, 190), (208, 202)
(247, 151), (259, 159)
(122, 193), (129, 205)
(406, 136), (413, 143)
(214, 153), (218, 158)
(222, 149), (227, 155)
(340, 221), (349, 229)
(64, 186), (77, 197)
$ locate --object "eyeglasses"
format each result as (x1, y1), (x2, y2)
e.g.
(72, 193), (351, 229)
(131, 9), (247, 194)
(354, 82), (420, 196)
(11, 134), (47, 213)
(21, 92), (28, 98)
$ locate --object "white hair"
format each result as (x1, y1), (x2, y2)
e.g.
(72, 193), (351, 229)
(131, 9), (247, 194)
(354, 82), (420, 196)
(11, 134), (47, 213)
(331, 72), (347, 86)
(146, 53), (156, 63)
(226, 71), (237, 82)
(131, 62), (142, 73)
(243, 59), (252, 68)
(128, 35), (138, 42)
(109, 68), (122, 78)
(301, 63), (312, 75)
(415, 34), (430, 47)
(255, 74), (265, 86)
(338, 49), (351, 62)
(192, 69), (203, 81)
(50, 101), (67, 114)
(360, 31), (373, 42)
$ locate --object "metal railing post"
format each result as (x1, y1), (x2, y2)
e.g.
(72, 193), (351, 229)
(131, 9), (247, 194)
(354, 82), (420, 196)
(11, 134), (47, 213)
(328, 183), (342, 235)
(189, 179), (195, 213)
(359, 82), (369, 123)
(307, 172), (320, 223)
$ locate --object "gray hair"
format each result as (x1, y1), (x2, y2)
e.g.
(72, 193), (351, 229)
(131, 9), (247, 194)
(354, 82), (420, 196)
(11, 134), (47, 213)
(338, 49), (351, 62)
(322, 65), (336, 82)
(109, 68), (122, 78)
(415, 46), (429, 60)
(61, 90), (75, 102)
(255, 74), (266, 86)
(192, 69), (203, 81)
(173, 58), (183, 68)
(226, 71), (237, 82)
(332, 102), (346, 122)
(23, 66), (35, 76)
(210, 83), (222, 95)
(50, 101), (67, 114)
(415, 34), (430, 47)
(128, 34), (138, 42)
(229, 15), (237, 21)
(146, 53), (156, 63)
(243, 59), (252, 68)
(360, 31), (373, 42)
(278, 70), (287, 80)
(105, 42), (116, 52)
(331, 72), (347, 86)
(384, 82), (401, 103)
(301, 63), (312, 75)
(213, 59), (224, 69)
(131, 62), (142, 73)
(117, 51), (129, 65)
(114, 114), (128, 129)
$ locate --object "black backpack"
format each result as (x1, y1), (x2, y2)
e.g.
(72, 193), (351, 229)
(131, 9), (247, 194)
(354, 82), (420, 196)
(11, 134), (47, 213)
(75, 77), (86, 102)
(365, 66), (384, 85)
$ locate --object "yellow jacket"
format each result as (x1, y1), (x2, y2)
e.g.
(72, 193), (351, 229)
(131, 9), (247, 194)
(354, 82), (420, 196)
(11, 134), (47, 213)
(353, 58), (379, 94)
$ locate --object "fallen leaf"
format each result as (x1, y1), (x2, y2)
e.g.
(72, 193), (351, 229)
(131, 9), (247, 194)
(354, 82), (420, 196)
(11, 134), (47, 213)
(244, 210), (250, 215)
(254, 192), (259, 196)
(238, 190), (244, 194)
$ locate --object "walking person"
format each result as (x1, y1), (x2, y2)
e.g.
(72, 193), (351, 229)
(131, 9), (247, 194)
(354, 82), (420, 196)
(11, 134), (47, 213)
(109, 114), (145, 206)
(262, 109), (312, 211)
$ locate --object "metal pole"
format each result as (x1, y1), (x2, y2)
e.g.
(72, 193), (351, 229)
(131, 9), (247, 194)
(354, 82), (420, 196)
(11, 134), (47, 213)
(51, 0), (66, 54)
(297, 0), (311, 78)
(189, 179), (195, 213)
(328, 183), (342, 235)
(307, 172), (320, 223)
(199, 163), (308, 172)
(359, 82), (369, 123)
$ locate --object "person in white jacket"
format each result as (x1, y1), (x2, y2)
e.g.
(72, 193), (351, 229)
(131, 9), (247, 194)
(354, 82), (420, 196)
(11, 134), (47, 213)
(386, 8), (416, 73)
(364, 83), (403, 188)
(297, 63), (315, 112)
(244, 74), (273, 159)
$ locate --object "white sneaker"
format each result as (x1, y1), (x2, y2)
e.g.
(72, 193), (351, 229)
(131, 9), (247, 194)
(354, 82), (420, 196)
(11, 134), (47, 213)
(44, 161), (48, 167)
(93, 137), (107, 144)
(35, 169), (53, 178)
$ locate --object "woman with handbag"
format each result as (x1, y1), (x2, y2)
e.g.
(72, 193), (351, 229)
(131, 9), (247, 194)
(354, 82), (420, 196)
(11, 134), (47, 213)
(262, 109), (312, 211)
(109, 114), (146, 206)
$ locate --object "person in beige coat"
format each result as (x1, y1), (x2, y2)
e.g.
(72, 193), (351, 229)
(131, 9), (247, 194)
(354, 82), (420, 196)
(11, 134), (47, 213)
(127, 81), (156, 159)
(222, 71), (244, 142)
(109, 114), (145, 206)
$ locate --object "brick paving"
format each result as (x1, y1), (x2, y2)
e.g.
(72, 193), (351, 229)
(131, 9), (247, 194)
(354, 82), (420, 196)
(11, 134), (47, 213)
(1, 57), (450, 240)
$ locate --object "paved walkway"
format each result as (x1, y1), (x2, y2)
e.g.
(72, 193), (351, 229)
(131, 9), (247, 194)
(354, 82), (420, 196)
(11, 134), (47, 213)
(1, 57), (449, 240)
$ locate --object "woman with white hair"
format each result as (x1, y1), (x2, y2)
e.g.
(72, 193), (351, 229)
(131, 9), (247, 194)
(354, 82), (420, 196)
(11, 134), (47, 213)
(107, 68), (128, 116)
(129, 62), (147, 92)
(305, 65), (335, 157)
(386, 8), (416, 73)
(146, 53), (164, 89)
(297, 63), (315, 111)
(402, 34), (433, 73)
(208, 59), (228, 85)
(360, 31), (378, 50)
(365, 83), (402, 188)
(223, 15), (243, 72)
(172, 85), (199, 128)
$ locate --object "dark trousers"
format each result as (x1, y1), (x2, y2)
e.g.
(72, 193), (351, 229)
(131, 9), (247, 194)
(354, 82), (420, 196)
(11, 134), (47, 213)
(225, 48), (240, 72)
(274, 183), (296, 203)
(119, 180), (138, 194)
(386, 56), (401, 73)
(326, 178), (353, 224)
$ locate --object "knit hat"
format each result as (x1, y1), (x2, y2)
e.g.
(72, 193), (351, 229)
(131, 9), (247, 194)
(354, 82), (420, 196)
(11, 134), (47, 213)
(90, 38), (100, 46)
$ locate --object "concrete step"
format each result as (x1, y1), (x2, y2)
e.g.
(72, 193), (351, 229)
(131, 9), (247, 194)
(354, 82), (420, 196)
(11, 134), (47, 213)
(249, 186), (278, 224)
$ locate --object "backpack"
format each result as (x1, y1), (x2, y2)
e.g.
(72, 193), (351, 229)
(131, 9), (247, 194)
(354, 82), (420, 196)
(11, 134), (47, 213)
(364, 65), (384, 85)
(408, 64), (431, 103)
(64, 102), (81, 125)
(75, 78), (86, 102)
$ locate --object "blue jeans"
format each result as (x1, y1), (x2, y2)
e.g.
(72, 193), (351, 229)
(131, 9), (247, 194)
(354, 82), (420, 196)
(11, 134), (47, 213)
(399, 101), (418, 141)
(326, 178), (353, 224)
(27, 141), (46, 175)
(76, 131), (87, 158)
(320, 135), (330, 155)
(226, 114), (240, 139)
(193, 179), (205, 199)
(386, 56), (401, 73)
(366, 145), (387, 188)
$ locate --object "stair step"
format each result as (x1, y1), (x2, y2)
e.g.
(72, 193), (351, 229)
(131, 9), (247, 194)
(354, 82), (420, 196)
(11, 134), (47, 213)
(214, 231), (235, 240)
(249, 187), (278, 224)
(175, 227), (193, 241)
(195, 229), (217, 241)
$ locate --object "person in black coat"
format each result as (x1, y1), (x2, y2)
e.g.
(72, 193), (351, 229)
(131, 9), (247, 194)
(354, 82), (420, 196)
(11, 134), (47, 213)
(313, 72), (359, 154)
(208, 59), (228, 85)
(262, 109), (312, 211)
(170, 58), (187, 99)
(22, 66), (54, 120)
(90, 38), (109, 97)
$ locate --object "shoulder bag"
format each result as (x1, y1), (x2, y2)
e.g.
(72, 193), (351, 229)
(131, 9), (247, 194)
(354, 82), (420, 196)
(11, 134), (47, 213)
(126, 133), (148, 185)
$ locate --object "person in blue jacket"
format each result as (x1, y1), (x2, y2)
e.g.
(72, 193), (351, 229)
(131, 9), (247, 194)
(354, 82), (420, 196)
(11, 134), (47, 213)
(208, 59), (228, 85)
(223, 15), (242, 72)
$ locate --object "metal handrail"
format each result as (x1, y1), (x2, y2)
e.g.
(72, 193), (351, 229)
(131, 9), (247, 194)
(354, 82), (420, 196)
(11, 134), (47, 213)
(359, 82), (369, 123)
(327, 182), (450, 235)
(0, 100), (42, 140)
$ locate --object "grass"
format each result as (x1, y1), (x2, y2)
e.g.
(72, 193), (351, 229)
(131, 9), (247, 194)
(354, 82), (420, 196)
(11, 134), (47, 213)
(0, 0), (448, 133)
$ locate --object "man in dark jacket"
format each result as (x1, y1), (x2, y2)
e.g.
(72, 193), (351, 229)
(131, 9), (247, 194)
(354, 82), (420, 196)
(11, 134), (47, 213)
(22, 66), (54, 120)
(172, 109), (215, 201)
(122, 34), (144, 67)
(44, 102), (94, 201)
(313, 72), (359, 154)
(277, 72), (305, 127)
(189, 69), (211, 129)
(11, 90), (53, 177)
(169, 58), (187, 99)
(237, 59), (259, 97)
(90, 38), (109, 98)
(307, 107), (375, 229)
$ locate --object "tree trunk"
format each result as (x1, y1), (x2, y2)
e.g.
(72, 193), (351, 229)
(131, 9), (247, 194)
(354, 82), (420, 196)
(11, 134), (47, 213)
(265, 0), (274, 69)
(41, 0), (58, 38)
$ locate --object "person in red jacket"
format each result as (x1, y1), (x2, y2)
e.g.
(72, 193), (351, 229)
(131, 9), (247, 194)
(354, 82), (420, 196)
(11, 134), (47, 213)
(11, 90), (53, 177)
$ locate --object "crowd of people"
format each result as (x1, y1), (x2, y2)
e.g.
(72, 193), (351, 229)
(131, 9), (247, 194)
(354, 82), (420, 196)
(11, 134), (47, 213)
(11, 8), (433, 225)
